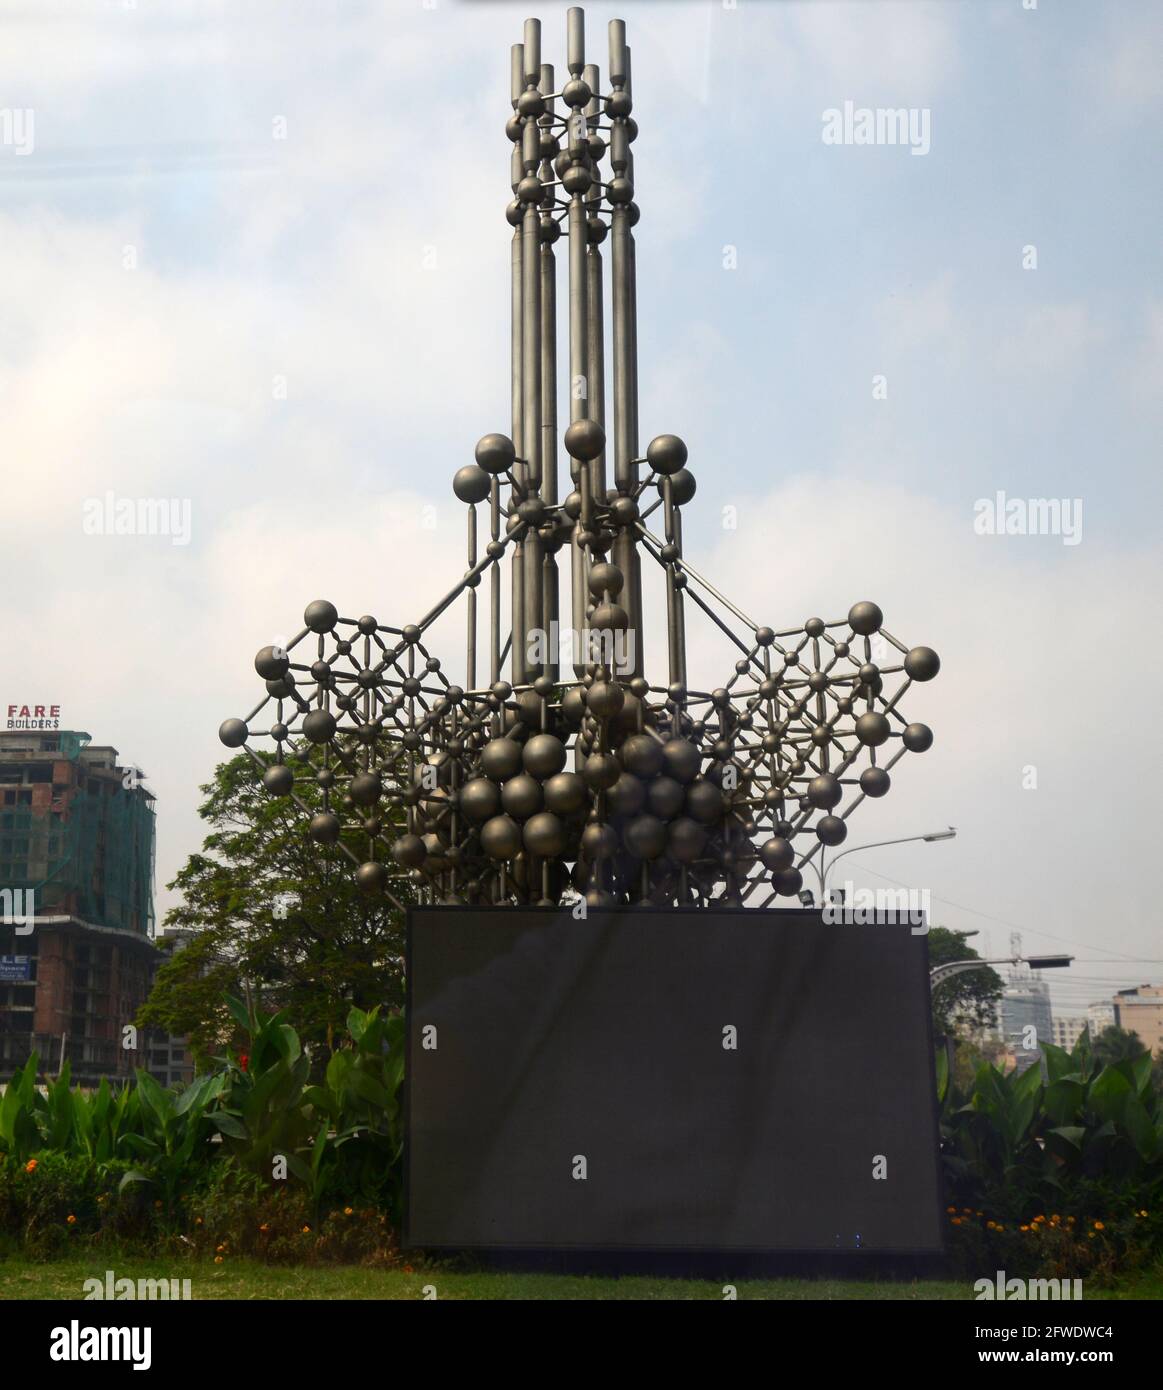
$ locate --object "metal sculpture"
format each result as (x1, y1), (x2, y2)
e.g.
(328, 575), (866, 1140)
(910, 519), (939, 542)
(218, 9), (940, 912)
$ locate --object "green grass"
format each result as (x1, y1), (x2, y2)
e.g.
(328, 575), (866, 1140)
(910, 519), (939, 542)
(2, 1258), (1161, 1300)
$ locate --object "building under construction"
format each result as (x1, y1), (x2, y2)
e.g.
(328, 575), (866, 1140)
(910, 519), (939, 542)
(0, 728), (159, 1085)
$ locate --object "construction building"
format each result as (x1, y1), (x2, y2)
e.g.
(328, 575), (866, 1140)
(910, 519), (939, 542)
(0, 727), (159, 1085)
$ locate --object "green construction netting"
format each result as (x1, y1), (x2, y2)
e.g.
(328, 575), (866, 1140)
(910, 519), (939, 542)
(0, 739), (155, 935)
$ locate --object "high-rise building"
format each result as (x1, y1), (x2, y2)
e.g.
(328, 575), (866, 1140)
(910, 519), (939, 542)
(997, 974), (1053, 1073)
(0, 728), (158, 1085)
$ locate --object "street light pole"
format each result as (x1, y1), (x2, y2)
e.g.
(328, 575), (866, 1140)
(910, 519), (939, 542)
(809, 827), (957, 905)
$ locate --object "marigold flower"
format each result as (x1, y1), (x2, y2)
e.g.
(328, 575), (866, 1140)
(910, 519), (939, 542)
(214, 1255), (223, 1264)
(403, 1264), (414, 1274)
(1020, 1225), (1029, 1232)
(1139, 1210), (1148, 1218)
(216, 1244), (227, 1253)
(195, 1217), (203, 1225)
(66, 1214), (76, 1225)
(301, 1225), (311, 1234)
(344, 1207), (353, 1216)
(259, 1223), (270, 1233)
(24, 1159), (37, 1173)
(1093, 1220), (1104, 1231)
(946, 1206), (956, 1214)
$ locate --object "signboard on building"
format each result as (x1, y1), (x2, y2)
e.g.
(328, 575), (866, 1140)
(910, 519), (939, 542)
(0, 956), (32, 982)
(5, 703), (61, 730)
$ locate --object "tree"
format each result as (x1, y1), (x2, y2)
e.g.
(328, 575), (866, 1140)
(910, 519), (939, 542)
(927, 926), (1003, 1041)
(1088, 1024), (1146, 1069)
(137, 752), (412, 1066)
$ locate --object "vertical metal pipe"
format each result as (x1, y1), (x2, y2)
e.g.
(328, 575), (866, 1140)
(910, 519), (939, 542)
(467, 504), (477, 690)
(523, 18), (541, 86)
(490, 480), (500, 685)
(567, 7), (585, 75)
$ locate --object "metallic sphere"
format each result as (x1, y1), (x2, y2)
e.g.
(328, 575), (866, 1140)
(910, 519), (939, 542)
(665, 468), (697, 505)
(453, 464), (492, 504)
(807, 773), (843, 810)
(516, 89), (544, 118)
(773, 867), (804, 898)
(564, 417), (606, 462)
(590, 602), (630, 633)
(560, 687), (587, 724)
(902, 722), (934, 753)
(583, 752), (622, 790)
(588, 561), (624, 598)
(854, 712), (891, 747)
(262, 764), (293, 796)
(523, 732), (567, 779)
(647, 775), (685, 821)
(302, 709), (337, 744)
(480, 737), (524, 781)
(580, 822), (618, 860)
(904, 646), (941, 682)
(816, 815), (847, 847)
(667, 816), (706, 863)
(586, 680), (625, 719)
(685, 779), (723, 824)
(543, 771), (587, 815)
(480, 814), (522, 860)
(562, 164), (592, 196)
(619, 732), (663, 778)
(624, 813), (666, 860)
(848, 601), (884, 635)
(501, 773), (544, 819)
(475, 432), (516, 475)
(759, 837), (794, 873)
(254, 645), (289, 680)
(309, 812), (341, 845)
(606, 772), (646, 817)
(606, 90), (632, 119)
(607, 176), (634, 204)
(562, 77), (591, 108)
(460, 777), (501, 823)
(349, 771), (382, 806)
(218, 718), (248, 748)
(392, 833), (426, 868)
(523, 811), (566, 857)
(355, 862), (386, 894)
(661, 738), (701, 785)
(860, 767), (891, 798)
(647, 434), (688, 476)
(304, 599), (338, 634)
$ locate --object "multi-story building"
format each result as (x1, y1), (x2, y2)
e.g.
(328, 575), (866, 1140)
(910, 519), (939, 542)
(1111, 985), (1163, 1056)
(1087, 999), (1117, 1037)
(1051, 1015), (1087, 1052)
(997, 975), (1053, 1073)
(0, 728), (158, 1086)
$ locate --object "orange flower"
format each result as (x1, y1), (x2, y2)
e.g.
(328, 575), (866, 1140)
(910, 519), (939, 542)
(1139, 1210), (1149, 1218)
(259, 1223), (270, 1233)
(1020, 1225), (1029, 1232)
(301, 1225), (311, 1234)
(194, 1217), (203, 1225)
(1093, 1220), (1104, 1231)
(946, 1206), (956, 1214)
(950, 1217), (961, 1226)
(24, 1159), (37, 1173)
(403, 1264), (414, 1274)
(216, 1244), (227, 1253)
(214, 1255), (224, 1264)
(344, 1207), (353, 1216)
(66, 1214), (76, 1225)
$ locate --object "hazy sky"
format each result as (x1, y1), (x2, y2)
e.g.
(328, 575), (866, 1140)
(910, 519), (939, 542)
(1, 0), (1159, 1021)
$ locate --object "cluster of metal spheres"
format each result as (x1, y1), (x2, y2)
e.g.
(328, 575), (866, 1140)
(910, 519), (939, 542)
(219, 589), (940, 910)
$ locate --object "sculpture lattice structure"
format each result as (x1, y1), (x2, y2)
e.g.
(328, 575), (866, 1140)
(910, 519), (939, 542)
(219, 9), (941, 912)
